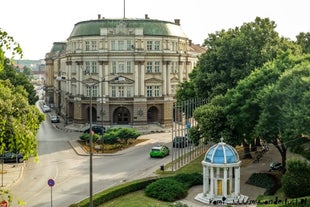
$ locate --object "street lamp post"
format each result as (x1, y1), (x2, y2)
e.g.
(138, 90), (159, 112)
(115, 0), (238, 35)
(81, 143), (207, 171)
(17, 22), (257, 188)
(89, 84), (93, 207)
(56, 75), (125, 207)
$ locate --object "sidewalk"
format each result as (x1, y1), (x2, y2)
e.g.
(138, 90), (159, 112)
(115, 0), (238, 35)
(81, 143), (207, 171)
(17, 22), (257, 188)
(0, 162), (24, 188)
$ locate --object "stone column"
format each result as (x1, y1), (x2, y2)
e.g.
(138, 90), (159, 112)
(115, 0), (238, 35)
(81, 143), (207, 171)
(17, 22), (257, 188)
(223, 167), (227, 197)
(210, 167), (214, 196)
(234, 167), (240, 196)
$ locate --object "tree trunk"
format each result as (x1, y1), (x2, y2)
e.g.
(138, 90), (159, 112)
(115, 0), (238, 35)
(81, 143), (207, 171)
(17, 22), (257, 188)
(273, 141), (287, 174)
(242, 140), (252, 159)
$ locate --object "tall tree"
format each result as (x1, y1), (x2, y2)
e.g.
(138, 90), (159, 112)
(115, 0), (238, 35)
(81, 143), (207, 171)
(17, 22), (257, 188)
(0, 60), (38, 105)
(183, 17), (300, 101)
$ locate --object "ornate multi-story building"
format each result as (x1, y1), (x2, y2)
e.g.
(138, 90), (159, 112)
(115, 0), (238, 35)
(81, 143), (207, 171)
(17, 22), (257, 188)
(44, 15), (205, 128)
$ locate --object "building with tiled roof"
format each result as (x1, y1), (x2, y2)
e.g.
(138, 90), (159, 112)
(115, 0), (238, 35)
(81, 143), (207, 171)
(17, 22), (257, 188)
(44, 15), (205, 127)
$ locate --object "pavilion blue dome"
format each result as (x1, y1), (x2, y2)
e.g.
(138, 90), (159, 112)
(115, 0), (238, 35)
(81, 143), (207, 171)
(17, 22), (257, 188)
(204, 140), (239, 164)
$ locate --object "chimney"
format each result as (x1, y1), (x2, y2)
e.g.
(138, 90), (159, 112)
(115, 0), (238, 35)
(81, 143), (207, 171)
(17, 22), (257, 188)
(98, 14), (101, 19)
(145, 14), (149, 19)
(174, 19), (180, 25)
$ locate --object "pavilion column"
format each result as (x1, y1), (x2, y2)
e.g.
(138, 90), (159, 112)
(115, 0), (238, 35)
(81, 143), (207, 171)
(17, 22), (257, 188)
(229, 167), (233, 194)
(234, 167), (240, 196)
(210, 167), (214, 196)
(203, 166), (209, 195)
(223, 168), (227, 197)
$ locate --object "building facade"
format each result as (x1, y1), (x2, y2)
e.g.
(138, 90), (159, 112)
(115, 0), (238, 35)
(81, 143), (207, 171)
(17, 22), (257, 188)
(45, 15), (205, 128)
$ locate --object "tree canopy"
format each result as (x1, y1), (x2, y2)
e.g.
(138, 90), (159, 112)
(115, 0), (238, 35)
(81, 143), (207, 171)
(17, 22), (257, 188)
(180, 17), (301, 101)
(194, 52), (310, 168)
(0, 28), (43, 159)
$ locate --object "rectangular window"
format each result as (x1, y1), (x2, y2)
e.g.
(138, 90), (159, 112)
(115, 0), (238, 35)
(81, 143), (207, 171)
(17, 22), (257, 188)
(146, 86), (152, 97)
(118, 62), (125, 73)
(86, 85), (97, 97)
(146, 62), (153, 73)
(111, 86), (116, 97)
(91, 61), (97, 73)
(146, 85), (161, 97)
(118, 86), (124, 97)
(154, 86), (160, 96)
(118, 40), (124, 51)
(111, 40), (116, 51)
(127, 61), (132, 73)
(91, 41), (97, 51)
(85, 62), (91, 74)
(112, 62), (117, 74)
(154, 61), (160, 73)
(126, 40), (132, 50)
(147, 41), (152, 51)
(154, 41), (160, 51)
(85, 41), (90, 51)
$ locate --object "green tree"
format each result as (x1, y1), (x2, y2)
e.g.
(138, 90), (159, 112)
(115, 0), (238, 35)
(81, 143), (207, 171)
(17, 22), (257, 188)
(0, 28), (23, 71)
(255, 54), (310, 170)
(0, 60), (38, 105)
(0, 80), (44, 159)
(22, 65), (33, 76)
(296, 32), (310, 54)
(180, 17), (300, 101)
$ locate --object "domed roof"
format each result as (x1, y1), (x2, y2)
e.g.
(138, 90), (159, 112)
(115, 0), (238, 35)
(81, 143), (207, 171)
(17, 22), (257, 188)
(69, 18), (187, 38)
(204, 139), (239, 164)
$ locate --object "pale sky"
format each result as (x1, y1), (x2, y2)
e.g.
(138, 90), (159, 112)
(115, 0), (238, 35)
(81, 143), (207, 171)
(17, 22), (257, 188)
(1, 0), (309, 60)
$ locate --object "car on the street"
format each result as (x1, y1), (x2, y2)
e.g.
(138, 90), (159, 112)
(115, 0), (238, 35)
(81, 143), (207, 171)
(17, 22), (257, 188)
(83, 125), (106, 135)
(269, 161), (282, 172)
(51, 115), (60, 123)
(150, 145), (169, 158)
(172, 136), (190, 148)
(0, 151), (24, 163)
(42, 105), (51, 113)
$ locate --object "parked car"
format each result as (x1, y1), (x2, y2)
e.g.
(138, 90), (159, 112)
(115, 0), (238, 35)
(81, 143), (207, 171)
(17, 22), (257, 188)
(42, 105), (51, 113)
(83, 125), (106, 135)
(51, 115), (60, 123)
(269, 161), (282, 172)
(150, 145), (169, 158)
(173, 136), (190, 148)
(0, 151), (24, 163)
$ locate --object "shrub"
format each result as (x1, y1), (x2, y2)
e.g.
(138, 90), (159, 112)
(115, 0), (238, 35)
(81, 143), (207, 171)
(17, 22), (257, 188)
(145, 178), (187, 202)
(173, 172), (203, 187)
(281, 159), (310, 198)
(79, 133), (100, 142)
(103, 128), (140, 144)
(246, 173), (280, 195)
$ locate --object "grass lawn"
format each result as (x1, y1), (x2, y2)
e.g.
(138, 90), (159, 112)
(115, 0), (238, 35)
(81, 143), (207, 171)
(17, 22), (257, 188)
(98, 190), (171, 207)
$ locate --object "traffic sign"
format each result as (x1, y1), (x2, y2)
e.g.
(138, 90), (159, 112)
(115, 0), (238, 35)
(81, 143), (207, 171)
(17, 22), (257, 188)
(48, 178), (55, 187)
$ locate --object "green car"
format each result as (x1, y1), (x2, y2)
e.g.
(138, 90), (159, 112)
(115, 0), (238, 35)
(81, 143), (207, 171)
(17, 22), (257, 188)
(150, 145), (169, 158)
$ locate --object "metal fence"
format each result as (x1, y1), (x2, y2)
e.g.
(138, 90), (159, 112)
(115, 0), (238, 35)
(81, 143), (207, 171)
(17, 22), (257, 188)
(170, 98), (208, 171)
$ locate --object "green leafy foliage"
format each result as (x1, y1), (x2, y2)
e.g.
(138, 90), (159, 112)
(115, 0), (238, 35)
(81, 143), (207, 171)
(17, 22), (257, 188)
(281, 159), (310, 198)
(79, 133), (100, 142)
(145, 178), (187, 202)
(246, 173), (280, 195)
(145, 173), (202, 202)
(103, 128), (140, 144)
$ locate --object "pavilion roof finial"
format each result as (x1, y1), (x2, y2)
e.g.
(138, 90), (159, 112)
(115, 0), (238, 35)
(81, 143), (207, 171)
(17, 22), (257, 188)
(220, 137), (224, 143)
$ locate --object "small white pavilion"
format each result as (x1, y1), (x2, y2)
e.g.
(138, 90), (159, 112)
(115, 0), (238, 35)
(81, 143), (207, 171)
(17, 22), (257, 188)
(195, 138), (248, 205)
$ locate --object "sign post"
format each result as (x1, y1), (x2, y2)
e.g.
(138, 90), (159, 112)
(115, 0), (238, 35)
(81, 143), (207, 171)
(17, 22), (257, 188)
(47, 179), (55, 207)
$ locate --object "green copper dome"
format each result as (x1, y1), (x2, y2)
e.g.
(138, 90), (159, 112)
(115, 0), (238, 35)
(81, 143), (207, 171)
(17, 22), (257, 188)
(69, 18), (187, 38)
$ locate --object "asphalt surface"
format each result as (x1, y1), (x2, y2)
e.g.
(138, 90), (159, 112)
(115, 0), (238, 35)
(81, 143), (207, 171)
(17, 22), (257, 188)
(2, 122), (306, 207)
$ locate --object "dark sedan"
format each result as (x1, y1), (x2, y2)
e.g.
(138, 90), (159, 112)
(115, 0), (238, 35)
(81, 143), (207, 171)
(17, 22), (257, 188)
(0, 151), (24, 163)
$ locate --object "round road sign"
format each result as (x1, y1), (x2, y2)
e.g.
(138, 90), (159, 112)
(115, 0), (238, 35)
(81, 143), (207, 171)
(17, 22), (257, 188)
(48, 178), (55, 187)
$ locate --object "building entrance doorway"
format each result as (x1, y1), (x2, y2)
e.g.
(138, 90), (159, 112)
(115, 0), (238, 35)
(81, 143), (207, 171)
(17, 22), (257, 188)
(87, 106), (97, 123)
(147, 106), (158, 123)
(113, 107), (130, 124)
